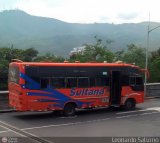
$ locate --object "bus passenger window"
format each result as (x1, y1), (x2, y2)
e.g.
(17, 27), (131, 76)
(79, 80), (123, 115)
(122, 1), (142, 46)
(96, 77), (108, 86)
(130, 77), (136, 85)
(130, 76), (143, 86)
(66, 78), (77, 88)
(136, 77), (143, 85)
(40, 79), (48, 89)
(96, 78), (101, 86)
(51, 78), (65, 88)
(105, 78), (110, 86)
(130, 76), (144, 91)
(90, 78), (95, 87)
(78, 78), (89, 88)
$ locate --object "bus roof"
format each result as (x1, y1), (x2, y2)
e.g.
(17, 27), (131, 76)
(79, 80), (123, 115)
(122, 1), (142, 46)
(10, 61), (140, 69)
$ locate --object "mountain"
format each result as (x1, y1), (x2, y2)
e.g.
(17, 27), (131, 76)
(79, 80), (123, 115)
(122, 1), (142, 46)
(0, 10), (160, 56)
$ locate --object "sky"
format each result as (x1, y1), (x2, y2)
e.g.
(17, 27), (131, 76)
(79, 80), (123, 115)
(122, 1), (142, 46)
(0, 0), (160, 24)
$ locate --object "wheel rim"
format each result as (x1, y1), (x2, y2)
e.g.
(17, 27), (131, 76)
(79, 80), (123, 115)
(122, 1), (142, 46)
(64, 104), (75, 115)
(126, 101), (132, 108)
(66, 107), (74, 115)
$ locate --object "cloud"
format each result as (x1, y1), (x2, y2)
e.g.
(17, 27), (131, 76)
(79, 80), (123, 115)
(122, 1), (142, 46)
(0, 0), (20, 10)
(118, 12), (139, 20)
(99, 16), (110, 23)
(0, 0), (160, 23)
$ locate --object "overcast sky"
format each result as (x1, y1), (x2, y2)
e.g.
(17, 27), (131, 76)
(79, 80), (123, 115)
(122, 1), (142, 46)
(0, 0), (160, 24)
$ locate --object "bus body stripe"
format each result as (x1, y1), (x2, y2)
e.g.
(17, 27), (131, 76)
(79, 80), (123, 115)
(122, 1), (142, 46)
(20, 72), (92, 108)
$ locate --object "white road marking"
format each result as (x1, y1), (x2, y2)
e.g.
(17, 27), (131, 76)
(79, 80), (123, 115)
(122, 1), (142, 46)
(116, 109), (148, 115)
(0, 120), (39, 137)
(116, 107), (160, 115)
(140, 112), (159, 115)
(0, 124), (10, 134)
(116, 111), (159, 119)
(0, 124), (10, 133)
(0, 122), (26, 137)
(21, 118), (110, 131)
(146, 107), (160, 112)
(116, 114), (139, 119)
(0, 121), (53, 143)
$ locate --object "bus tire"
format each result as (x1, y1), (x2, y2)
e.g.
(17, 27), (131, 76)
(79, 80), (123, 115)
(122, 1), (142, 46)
(63, 103), (76, 116)
(124, 99), (136, 110)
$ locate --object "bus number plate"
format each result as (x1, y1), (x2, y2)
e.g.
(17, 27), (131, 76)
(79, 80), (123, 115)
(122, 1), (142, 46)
(102, 98), (108, 102)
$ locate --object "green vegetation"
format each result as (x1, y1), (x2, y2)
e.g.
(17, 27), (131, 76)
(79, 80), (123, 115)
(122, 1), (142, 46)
(149, 48), (160, 82)
(114, 44), (146, 68)
(0, 38), (160, 90)
(70, 37), (114, 62)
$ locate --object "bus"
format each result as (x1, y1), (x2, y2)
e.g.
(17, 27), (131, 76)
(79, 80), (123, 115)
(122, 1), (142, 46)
(8, 60), (147, 116)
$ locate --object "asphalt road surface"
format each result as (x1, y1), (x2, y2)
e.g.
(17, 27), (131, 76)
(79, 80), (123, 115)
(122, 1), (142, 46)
(0, 98), (160, 143)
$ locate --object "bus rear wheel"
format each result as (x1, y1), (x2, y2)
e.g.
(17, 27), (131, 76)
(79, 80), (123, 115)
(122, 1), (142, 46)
(124, 99), (136, 110)
(63, 103), (76, 116)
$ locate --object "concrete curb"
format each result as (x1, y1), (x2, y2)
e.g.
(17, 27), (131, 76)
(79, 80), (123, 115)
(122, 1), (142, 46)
(145, 96), (160, 99)
(0, 109), (15, 113)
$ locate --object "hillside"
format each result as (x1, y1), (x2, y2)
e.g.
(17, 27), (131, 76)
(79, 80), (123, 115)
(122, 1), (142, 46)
(0, 10), (160, 56)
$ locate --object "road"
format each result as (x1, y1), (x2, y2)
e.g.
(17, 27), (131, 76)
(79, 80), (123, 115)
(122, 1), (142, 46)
(0, 98), (160, 143)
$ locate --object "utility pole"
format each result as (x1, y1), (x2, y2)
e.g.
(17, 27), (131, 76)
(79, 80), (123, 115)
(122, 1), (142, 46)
(144, 13), (160, 97)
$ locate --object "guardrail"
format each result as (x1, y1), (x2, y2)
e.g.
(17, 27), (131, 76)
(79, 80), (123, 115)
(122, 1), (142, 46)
(0, 83), (160, 111)
(0, 91), (9, 94)
(0, 91), (12, 111)
(146, 83), (160, 97)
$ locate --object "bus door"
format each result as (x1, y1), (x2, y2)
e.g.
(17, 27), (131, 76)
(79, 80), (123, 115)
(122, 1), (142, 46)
(110, 71), (122, 105)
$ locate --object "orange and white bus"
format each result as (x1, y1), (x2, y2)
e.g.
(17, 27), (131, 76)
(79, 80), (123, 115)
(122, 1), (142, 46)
(8, 60), (146, 116)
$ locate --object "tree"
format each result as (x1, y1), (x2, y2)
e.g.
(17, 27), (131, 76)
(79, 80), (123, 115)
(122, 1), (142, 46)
(149, 48), (160, 82)
(34, 53), (65, 62)
(114, 50), (125, 61)
(22, 48), (38, 62)
(117, 44), (146, 68)
(69, 37), (114, 62)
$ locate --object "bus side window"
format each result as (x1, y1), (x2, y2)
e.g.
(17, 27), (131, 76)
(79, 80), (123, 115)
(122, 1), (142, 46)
(129, 76), (144, 91)
(51, 78), (65, 88)
(40, 78), (49, 89)
(96, 78), (101, 86)
(136, 77), (143, 85)
(90, 78), (95, 87)
(130, 76), (143, 86)
(66, 78), (77, 88)
(130, 77), (136, 85)
(78, 78), (89, 88)
(96, 77), (108, 87)
(105, 77), (110, 86)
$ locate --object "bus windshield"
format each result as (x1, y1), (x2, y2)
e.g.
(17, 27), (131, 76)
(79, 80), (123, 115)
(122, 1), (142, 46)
(8, 65), (19, 84)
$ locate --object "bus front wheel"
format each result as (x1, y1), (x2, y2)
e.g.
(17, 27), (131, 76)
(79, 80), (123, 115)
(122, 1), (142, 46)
(124, 99), (136, 110)
(63, 103), (76, 116)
